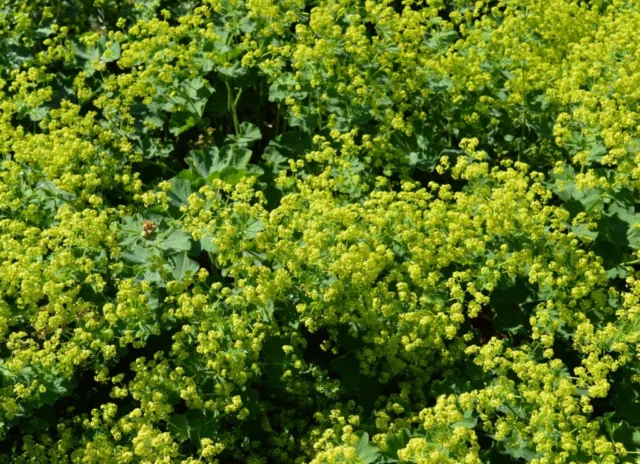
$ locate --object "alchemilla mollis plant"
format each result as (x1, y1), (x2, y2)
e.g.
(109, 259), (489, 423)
(2, 0), (640, 462)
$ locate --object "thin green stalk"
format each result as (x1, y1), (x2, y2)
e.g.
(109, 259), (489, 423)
(226, 81), (240, 135)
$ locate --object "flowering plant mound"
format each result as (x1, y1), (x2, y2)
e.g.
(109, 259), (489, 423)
(2, 0), (640, 462)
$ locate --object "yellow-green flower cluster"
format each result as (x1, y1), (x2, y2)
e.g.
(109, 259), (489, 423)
(3, 0), (640, 462)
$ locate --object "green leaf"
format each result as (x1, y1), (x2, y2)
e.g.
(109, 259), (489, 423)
(226, 122), (262, 145)
(576, 188), (603, 211)
(28, 106), (48, 122)
(217, 144), (252, 172)
(426, 29), (458, 54)
(168, 79), (213, 135)
(268, 75), (297, 101)
(157, 229), (192, 252)
(354, 432), (380, 464)
(168, 410), (219, 445)
(170, 252), (199, 281)
(217, 61), (247, 80)
(143, 270), (164, 286)
(186, 144), (252, 182)
(382, 429), (411, 462)
(602, 413), (640, 454)
(121, 244), (154, 265)
(263, 131), (312, 171)
(599, 213), (630, 248)
(186, 146), (221, 179)
(168, 178), (192, 207)
(199, 234), (217, 253)
(38, 368), (75, 406)
(100, 40), (121, 63)
(168, 414), (190, 441)
(628, 222), (640, 250)
(502, 437), (538, 462)
(586, 143), (607, 163)
(181, 78), (214, 117)
(243, 218), (264, 239)
(169, 111), (198, 136)
(452, 410), (477, 429)
(547, 164), (577, 202)
(36, 180), (76, 203)
(571, 223), (598, 241)
(392, 126), (439, 172)
(72, 39), (100, 62)
(136, 133), (172, 158)
(119, 215), (143, 247)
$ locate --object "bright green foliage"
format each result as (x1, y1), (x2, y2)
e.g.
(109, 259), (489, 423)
(3, 0), (640, 463)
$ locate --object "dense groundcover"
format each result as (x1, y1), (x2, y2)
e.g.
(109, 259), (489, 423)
(4, 0), (640, 462)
